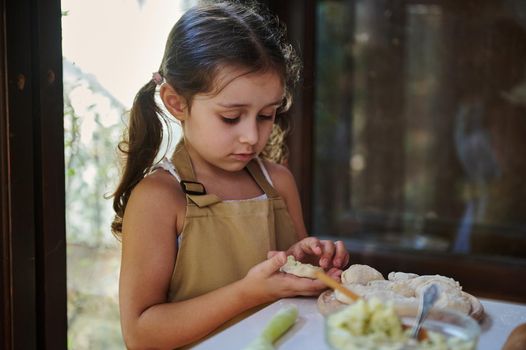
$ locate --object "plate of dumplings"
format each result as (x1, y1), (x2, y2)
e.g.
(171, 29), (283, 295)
(317, 264), (485, 322)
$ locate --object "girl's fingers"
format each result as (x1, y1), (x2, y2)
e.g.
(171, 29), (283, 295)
(287, 244), (304, 260)
(286, 238), (349, 270)
(318, 240), (335, 268)
(267, 250), (280, 259)
(259, 251), (287, 276)
(285, 277), (327, 296)
(287, 237), (321, 261)
(300, 237), (323, 256)
(325, 267), (343, 281)
(332, 240), (349, 268)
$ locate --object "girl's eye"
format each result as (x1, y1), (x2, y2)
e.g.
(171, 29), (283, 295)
(221, 116), (240, 124)
(257, 114), (274, 121)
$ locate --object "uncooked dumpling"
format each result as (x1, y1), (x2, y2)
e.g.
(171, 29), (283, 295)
(405, 275), (471, 314)
(388, 271), (419, 281)
(341, 264), (385, 285)
(279, 255), (323, 279)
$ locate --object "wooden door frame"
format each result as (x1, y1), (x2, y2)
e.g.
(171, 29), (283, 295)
(1, 0), (67, 348)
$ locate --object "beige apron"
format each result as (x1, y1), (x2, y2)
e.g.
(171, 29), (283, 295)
(167, 142), (298, 302)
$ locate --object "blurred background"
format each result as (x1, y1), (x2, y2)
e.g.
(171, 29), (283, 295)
(312, 0), (526, 257)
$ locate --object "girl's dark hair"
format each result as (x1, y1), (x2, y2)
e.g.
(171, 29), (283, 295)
(111, 0), (301, 236)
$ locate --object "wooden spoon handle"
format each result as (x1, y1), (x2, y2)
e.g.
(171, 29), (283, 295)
(315, 271), (360, 301)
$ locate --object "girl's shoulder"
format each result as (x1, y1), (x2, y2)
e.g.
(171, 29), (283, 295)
(259, 159), (297, 198)
(127, 166), (186, 213)
(124, 168), (187, 234)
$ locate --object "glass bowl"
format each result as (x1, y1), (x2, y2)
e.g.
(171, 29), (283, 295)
(325, 299), (481, 350)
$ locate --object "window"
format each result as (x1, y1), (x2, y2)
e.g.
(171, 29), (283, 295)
(61, 1), (194, 347)
(311, 0), (526, 298)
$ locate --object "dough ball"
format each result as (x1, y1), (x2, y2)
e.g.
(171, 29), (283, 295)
(341, 264), (385, 285)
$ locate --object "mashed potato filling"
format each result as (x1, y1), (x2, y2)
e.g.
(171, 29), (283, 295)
(279, 255), (323, 279)
(326, 298), (475, 350)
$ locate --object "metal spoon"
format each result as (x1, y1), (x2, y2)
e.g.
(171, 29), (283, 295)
(410, 283), (440, 340)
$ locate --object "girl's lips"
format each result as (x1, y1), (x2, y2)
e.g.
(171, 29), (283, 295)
(231, 153), (256, 162)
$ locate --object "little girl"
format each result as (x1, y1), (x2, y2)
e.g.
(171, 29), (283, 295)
(112, 1), (349, 348)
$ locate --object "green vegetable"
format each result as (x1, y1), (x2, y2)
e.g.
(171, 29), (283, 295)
(243, 305), (298, 350)
(242, 337), (274, 350)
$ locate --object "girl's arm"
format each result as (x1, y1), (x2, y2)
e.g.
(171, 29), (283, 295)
(119, 172), (324, 349)
(266, 161), (350, 270)
(267, 161), (309, 240)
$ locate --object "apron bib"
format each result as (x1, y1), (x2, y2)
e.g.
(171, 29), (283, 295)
(167, 142), (298, 302)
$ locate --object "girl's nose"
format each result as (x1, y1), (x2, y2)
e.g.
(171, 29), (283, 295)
(238, 119), (259, 145)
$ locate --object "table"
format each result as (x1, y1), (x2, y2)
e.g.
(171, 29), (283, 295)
(192, 297), (526, 349)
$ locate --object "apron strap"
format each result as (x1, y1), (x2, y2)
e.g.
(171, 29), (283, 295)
(246, 160), (280, 199)
(171, 140), (221, 207)
(171, 140), (197, 181)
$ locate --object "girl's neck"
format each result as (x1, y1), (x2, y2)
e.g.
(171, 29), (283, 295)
(183, 143), (263, 200)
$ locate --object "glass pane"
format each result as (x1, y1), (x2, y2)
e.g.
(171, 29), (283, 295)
(62, 1), (194, 348)
(314, 0), (526, 259)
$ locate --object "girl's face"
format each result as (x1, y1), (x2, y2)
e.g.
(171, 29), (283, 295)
(181, 67), (285, 173)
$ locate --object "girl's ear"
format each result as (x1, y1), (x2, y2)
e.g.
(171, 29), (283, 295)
(160, 84), (187, 121)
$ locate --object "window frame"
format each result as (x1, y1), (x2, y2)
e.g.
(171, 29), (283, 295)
(1, 0), (67, 348)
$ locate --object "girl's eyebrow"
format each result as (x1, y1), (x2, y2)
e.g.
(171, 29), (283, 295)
(217, 99), (283, 108)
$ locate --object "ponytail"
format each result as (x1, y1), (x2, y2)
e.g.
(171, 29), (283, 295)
(111, 80), (164, 237)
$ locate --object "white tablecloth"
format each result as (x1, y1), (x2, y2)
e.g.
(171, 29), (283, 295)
(193, 297), (526, 349)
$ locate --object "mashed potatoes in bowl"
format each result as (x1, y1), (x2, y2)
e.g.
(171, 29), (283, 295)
(325, 298), (480, 350)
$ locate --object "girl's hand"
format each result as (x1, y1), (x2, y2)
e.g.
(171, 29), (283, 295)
(283, 237), (350, 271)
(242, 252), (331, 303)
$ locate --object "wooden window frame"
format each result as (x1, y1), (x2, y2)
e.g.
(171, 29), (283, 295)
(1, 0), (67, 348)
